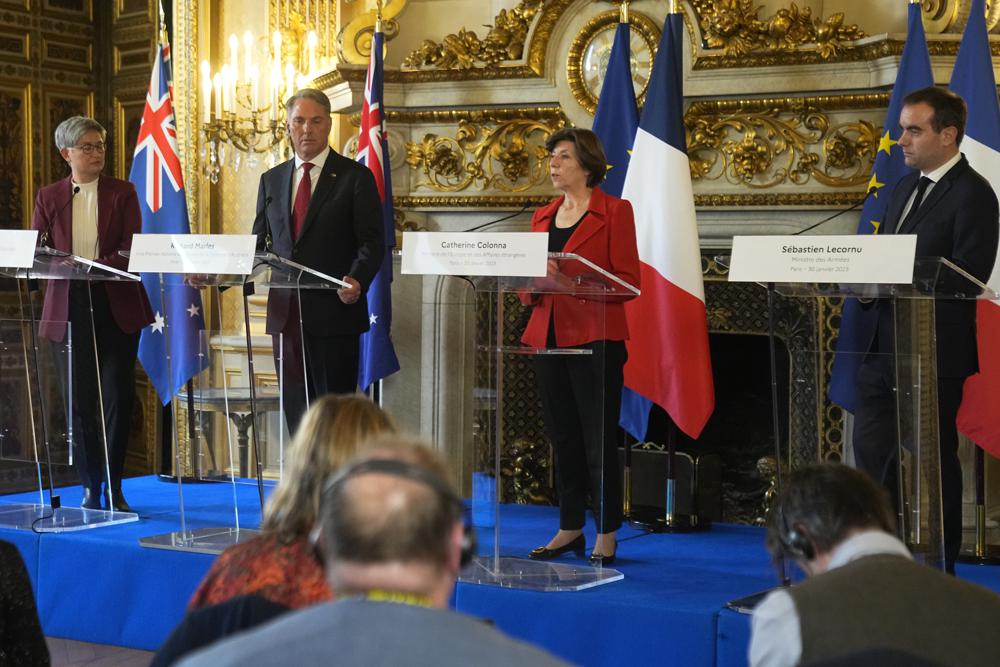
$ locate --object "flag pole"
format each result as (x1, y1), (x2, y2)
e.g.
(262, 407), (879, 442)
(619, 0), (633, 521)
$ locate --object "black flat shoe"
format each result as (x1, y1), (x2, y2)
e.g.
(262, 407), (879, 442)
(107, 488), (131, 513)
(588, 551), (616, 566)
(80, 488), (102, 510)
(528, 534), (585, 560)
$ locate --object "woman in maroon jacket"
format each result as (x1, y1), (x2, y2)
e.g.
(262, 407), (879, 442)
(523, 128), (640, 565)
(31, 116), (153, 511)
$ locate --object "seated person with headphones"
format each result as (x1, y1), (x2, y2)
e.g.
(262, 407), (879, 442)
(179, 437), (567, 667)
(751, 463), (1000, 667)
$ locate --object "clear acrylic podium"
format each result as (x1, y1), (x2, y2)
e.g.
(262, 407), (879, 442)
(459, 252), (638, 591)
(729, 256), (995, 571)
(139, 251), (347, 554)
(0, 248), (142, 531)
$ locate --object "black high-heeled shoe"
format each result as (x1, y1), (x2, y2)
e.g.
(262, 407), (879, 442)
(528, 534), (586, 560)
(588, 551), (616, 566)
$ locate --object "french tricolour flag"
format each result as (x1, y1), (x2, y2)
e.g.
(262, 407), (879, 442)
(619, 11), (714, 440)
(951, 0), (1000, 456)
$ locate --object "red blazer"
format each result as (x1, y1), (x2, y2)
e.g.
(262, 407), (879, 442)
(31, 176), (154, 342)
(520, 187), (640, 348)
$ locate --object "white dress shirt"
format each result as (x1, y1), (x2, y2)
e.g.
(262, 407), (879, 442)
(897, 151), (963, 226)
(71, 179), (99, 260)
(748, 530), (913, 667)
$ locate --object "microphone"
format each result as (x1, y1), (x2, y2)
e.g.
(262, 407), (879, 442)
(793, 186), (877, 236)
(464, 201), (533, 233)
(255, 195), (273, 252)
(40, 185), (80, 247)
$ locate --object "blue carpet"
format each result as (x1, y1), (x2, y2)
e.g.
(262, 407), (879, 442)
(3, 477), (1000, 666)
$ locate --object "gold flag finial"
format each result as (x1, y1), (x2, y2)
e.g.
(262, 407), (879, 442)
(619, 0), (629, 24)
(375, 0), (384, 33)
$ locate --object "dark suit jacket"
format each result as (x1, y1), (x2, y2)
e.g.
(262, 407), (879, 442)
(252, 150), (383, 337)
(520, 187), (641, 348)
(30, 176), (154, 342)
(874, 155), (999, 377)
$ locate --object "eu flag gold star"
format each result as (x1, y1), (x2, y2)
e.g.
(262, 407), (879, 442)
(870, 220), (881, 234)
(867, 173), (885, 197)
(877, 131), (897, 156)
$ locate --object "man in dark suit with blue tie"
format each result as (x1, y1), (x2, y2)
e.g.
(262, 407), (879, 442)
(252, 89), (384, 435)
(853, 86), (999, 573)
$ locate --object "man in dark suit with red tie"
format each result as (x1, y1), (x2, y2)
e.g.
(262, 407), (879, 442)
(252, 89), (383, 435)
(853, 86), (999, 573)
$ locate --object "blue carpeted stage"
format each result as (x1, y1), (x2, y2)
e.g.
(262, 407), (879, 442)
(4, 476), (1000, 666)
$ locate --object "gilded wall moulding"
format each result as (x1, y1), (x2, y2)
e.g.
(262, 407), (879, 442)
(402, 0), (545, 71)
(336, 0), (405, 64)
(350, 105), (567, 127)
(690, 0), (865, 60)
(694, 191), (864, 207)
(395, 195), (553, 209)
(405, 116), (564, 193)
(686, 105), (878, 189)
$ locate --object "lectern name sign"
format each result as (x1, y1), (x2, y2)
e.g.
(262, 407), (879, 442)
(129, 234), (257, 274)
(0, 230), (39, 268)
(728, 235), (917, 284)
(402, 232), (547, 276)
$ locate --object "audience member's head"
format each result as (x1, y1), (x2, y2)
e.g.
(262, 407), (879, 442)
(261, 395), (395, 541)
(766, 463), (895, 576)
(315, 436), (467, 607)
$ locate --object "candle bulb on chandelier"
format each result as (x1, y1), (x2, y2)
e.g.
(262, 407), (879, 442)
(221, 64), (233, 113)
(307, 31), (318, 74)
(250, 64), (260, 117)
(228, 34), (239, 79)
(213, 72), (223, 119)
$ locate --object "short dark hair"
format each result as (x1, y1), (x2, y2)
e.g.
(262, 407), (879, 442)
(545, 127), (607, 187)
(902, 86), (967, 145)
(285, 88), (332, 116)
(765, 464), (896, 563)
(318, 437), (461, 570)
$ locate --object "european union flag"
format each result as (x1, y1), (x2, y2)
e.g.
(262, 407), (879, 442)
(130, 43), (206, 404)
(357, 29), (400, 391)
(829, 3), (932, 412)
(592, 20), (639, 199)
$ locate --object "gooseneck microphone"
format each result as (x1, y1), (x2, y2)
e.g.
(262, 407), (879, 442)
(793, 185), (878, 236)
(40, 185), (80, 247)
(464, 201), (534, 233)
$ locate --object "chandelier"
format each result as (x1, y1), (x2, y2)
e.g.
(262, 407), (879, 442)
(199, 1), (335, 183)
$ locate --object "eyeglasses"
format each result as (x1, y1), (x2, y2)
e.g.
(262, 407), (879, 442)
(71, 142), (106, 154)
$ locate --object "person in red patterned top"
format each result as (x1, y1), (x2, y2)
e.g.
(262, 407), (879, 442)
(188, 394), (395, 610)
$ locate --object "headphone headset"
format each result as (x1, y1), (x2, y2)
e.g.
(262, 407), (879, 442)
(319, 458), (477, 569)
(777, 503), (815, 561)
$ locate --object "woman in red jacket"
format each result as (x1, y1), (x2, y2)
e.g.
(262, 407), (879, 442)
(524, 128), (640, 565)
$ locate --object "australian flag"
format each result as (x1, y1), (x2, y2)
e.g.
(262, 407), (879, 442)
(356, 28), (400, 391)
(130, 43), (206, 404)
(828, 3), (932, 412)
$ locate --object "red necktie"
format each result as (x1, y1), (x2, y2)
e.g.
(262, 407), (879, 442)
(292, 162), (314, 240)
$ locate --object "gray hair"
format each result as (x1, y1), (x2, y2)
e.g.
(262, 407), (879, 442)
(54, 116), (106, 151)
(284, 88), (331, 117)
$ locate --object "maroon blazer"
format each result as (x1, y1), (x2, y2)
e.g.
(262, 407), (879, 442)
(31, 176), (154, 341)
(520, 187), (641, 348)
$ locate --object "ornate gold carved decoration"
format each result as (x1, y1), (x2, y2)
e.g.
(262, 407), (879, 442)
(690, 0), (865, 60)
(923, 0), (1000, 33)
(566, 9), (660, 115)
(402, 0), (544, 71)
(687, 105), (877, 189)
(336, 0), (404, 65)
(406, 118), (560, 193)
(351, 105), (567, 127)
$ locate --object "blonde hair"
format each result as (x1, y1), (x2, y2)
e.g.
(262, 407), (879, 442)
(261, 394), (395, 540)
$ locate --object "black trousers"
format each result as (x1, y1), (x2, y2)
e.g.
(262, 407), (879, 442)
(534, 339), (625, 534)
(272, 318), (359, 437)
(64, 283), (140, 493)
(853, 354), (965, 572)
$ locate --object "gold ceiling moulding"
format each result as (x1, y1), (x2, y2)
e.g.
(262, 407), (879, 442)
(694, 192), (865, 207)
(405, 117), (564, 193)
(687, 93), (890, 116)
